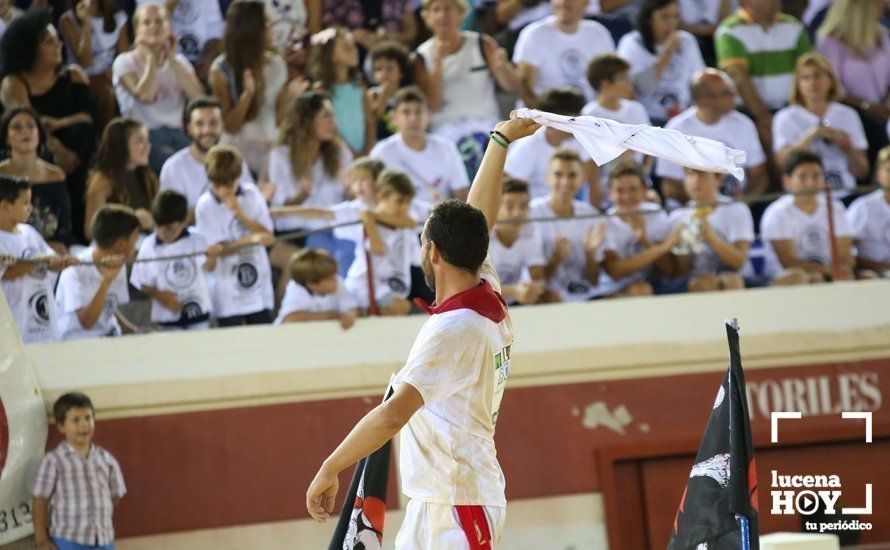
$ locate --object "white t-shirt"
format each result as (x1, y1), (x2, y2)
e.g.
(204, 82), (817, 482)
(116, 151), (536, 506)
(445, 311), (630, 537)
(274, 277), (358, 325)
(130, 229), (213, 324)
(268, 145), (352, 232)
(504, 129), (592, 199)
(159, 147), (255, 211)
(112, 50), (196, 130)
(668, 196), (755, 275)
(581, 98), (651, 205)
(370, 134), (470, 204)
(55, 246), (130, 341)
(529, 197), (603, 301)
(617, 30), (705, 122)
(488, 224), (546, 288)
(393, 258), (511, 507)
(600, 202), (671, 292)
(772, 103), (868, 197)
(512, 16), (615, 102)
(0, 224), (58, 343)
(656, 107), (766, 196)
(848, 189), (890, 265)
(340, 222), (419, 310)
(262, 0), (307, 53)
(137, 0), (226, 62)
(759, 194), (854, 277)
(195, 183), (274, 317)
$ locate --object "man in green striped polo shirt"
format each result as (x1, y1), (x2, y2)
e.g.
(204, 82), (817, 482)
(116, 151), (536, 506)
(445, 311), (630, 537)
(715, 0), (811, 149)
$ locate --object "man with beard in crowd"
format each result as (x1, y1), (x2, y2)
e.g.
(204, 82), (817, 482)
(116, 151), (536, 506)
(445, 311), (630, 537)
(158, 96), (254, 222)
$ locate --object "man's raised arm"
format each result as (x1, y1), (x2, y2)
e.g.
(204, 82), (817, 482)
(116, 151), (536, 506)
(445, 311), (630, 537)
(467, 117), (540, 232)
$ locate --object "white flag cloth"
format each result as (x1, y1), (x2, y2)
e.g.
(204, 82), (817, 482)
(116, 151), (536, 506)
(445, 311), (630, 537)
(512, 109), (747, 182)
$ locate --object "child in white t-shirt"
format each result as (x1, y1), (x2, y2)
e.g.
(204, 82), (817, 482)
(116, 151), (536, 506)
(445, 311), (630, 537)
(130, 190), (219, 331)
(369, 87), (470, 204)
(275, 248), (360, 329)
(848, 146), (890, 278)
(55, 205), (141, 340)
(489, 178), (556, 305)
(760, 151), (855, 284)
(195, 145), (276, 326)
(582, 54), (653, 209)
(669, 168), (754, 292)
(601, 162), (679, 297)
(529, 150), (606, 302)
(342, 170), (419, 316)
(0, 177), (77, 343)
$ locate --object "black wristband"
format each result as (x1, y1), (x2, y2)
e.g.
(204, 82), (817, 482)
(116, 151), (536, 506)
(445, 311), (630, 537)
(492, 130), (512, 144)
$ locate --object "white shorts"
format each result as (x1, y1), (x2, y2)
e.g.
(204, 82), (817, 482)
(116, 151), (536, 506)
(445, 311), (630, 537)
(394, 499), (506, 550)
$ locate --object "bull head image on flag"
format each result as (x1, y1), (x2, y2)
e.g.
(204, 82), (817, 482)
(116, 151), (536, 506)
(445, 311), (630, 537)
(328, 387), (393, 550)
(668, 320), (759, 550)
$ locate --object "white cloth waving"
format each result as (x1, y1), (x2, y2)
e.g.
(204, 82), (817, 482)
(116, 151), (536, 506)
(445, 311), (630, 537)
(512, 109), (747, 182)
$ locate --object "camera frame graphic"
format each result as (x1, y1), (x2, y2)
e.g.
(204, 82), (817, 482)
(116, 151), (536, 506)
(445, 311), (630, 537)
(770, 411), (873, 516)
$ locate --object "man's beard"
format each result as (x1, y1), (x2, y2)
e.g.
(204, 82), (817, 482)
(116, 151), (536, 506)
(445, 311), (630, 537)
(422, 257), (436, 293)
(193, 134), (220, 153)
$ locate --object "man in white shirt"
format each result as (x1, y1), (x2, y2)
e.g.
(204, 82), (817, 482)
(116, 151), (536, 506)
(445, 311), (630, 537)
(512, 0), (615, 106)
(306, 116), (541, 547)
(760, 150), (855, 283)
(656, 69), (768, 202)
(504, 88), (598, 204)
(370, 87), (470, 204)
(159, 97), (255, 218)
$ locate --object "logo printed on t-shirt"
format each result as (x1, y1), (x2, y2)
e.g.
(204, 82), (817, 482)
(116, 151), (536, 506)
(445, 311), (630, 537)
(28, 291), (50, 326)
(236, 262), (259, 290)
(165, 257), (198, 289)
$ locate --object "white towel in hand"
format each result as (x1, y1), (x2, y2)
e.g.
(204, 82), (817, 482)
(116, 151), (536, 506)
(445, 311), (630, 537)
(512, 109), (747, 182)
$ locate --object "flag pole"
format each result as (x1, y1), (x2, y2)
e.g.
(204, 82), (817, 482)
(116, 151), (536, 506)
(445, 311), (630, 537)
(823, 185), (842, 281)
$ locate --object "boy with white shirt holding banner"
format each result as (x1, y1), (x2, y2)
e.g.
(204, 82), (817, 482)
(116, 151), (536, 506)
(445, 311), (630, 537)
(55, 205), (141, 340)
(760, 150), (855, 284)
(0, 176), (77, 343)
(130, 190), (220, 331)
(195, 145), (276, 326)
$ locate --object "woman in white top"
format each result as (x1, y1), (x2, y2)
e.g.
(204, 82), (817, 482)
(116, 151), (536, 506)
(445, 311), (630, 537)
(209, 1), (294, 176)
(112, 2), (204, 174)
(59, 0), (129, 130)
(617, 0), (705, 125)
(413, 0), (520, 172)
(268, 90), (353, 294)
(772, 52), (869, 199)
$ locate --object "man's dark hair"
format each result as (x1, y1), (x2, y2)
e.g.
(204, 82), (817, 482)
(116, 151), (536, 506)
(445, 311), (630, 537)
(0, 174), (31, 205)
(53, 392), (94, 424)
(538, 87), (586, 116)
(183, 95), (223, 130)
(425, 200), (489, 273)
(91, 204), (140, 249)
(586, 53), (631, 91)
(151, 189), (189, 226)
(784, 150), (823, 176)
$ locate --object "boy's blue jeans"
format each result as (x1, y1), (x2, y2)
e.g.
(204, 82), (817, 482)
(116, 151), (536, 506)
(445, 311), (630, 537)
(51, 537), (114, 550)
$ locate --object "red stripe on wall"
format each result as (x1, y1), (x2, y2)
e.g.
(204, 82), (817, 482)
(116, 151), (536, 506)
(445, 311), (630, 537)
(46, 358), (889, 537)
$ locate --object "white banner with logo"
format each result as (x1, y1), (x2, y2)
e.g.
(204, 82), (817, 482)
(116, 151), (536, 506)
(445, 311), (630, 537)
(0, 291), (48, 544)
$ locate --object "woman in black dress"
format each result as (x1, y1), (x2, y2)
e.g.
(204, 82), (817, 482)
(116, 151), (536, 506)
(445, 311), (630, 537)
(0, 107), (72, 253)
(0, 6), (96, 243)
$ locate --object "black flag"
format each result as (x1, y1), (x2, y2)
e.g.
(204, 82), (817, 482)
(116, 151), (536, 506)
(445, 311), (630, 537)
(668, 320), (759, 550)
(328, 388), (393, 550)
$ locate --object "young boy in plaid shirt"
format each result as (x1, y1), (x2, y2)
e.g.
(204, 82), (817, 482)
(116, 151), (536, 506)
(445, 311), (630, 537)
(32, 393), (125, 550)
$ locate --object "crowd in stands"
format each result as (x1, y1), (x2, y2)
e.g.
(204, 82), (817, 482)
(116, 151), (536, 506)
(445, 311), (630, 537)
(1, 0), (890, 346)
